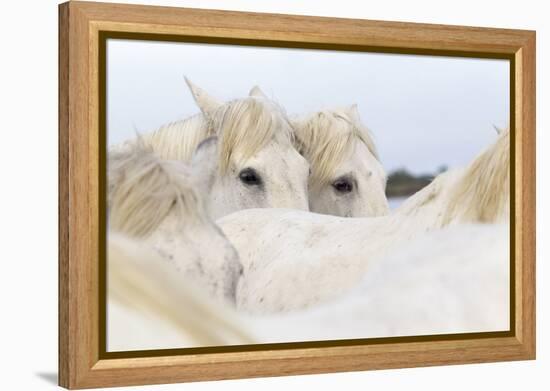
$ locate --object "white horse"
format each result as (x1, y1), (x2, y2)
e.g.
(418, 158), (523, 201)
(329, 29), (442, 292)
(247, 223), (509, 342)
(108, 233), (254, 351)
(108, 223), (508, 350)
(292, 105), (389, 217)
(107, 144), (249, 351)
(394, 126), (510, 227)
(111, 79), (310, 219)
(108, 144), (244, 301)
(218, 127), (510, 313)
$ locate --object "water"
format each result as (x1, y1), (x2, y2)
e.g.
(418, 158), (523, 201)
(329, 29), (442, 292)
(388, 196), (408, 210)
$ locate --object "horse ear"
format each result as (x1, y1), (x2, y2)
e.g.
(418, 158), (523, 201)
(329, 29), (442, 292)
(191, 137), (219, 192)
(347, 104), (361, 122)
(249, 86), (268, 98)
(493, 124), (503, 135)
(185, 77), (223, 117)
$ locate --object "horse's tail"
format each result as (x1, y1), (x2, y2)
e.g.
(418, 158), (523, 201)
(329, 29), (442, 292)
(442, 126), (510, 225)
(108, 232), (255, 349)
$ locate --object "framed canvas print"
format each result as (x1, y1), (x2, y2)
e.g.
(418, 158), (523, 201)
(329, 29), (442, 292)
(58, 1), (536, 389)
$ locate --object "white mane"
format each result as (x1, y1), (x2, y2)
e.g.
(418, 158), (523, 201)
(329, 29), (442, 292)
(113, 96), (293, 174)
(108, 144), (205, 238)
(292, 108), (379, 187)
(397, 126), (510, 227)
(139, 113), (209, 163)
(209, 97), (293, 173)
(442, 126), (510, 224)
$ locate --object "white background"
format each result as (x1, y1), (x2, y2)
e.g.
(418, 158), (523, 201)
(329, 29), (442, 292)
(0, 0), (547, 390)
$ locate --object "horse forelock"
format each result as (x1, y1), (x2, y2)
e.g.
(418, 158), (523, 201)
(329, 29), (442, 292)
(293, 109), (379, 187)
(211, 97), (293, 173)
(108, 145), (206, 238)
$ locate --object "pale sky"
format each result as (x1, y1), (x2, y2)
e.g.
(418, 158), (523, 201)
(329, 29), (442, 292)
(107, 39), (509, 175)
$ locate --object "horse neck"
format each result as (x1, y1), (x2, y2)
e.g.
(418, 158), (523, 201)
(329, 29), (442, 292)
(392, 170), (461, 229)
(144, 212), (206, 258)
(107, 232), (254, 348)
(346, 204), (463, 273)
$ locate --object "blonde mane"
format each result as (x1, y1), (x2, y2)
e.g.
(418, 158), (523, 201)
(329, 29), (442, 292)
(209, 97), (293, 173)
(115, 97), (293, 174)
(140, 113), (209, 163)
(108, 144), (205, 238)
(293, 109), (379, 187)
(442, 127), (510, 224)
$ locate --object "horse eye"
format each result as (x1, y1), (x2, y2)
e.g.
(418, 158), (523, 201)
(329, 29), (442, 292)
(332, 178), (353, 193)
(239, 168), (262, 186)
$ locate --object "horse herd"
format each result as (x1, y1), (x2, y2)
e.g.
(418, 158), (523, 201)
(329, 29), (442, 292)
(107, 79), (510, 351)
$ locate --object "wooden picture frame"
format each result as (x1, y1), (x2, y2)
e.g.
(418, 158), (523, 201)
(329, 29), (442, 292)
(58, 1), (536, 389)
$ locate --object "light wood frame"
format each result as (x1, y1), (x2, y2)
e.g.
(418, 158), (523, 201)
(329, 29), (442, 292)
(58, 1), (536, 389)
